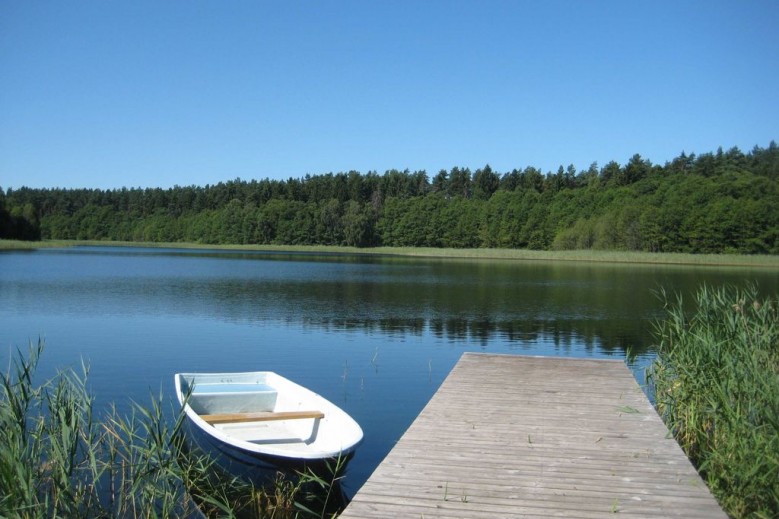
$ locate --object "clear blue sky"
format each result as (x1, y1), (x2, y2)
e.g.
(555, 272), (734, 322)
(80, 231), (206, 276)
(2, 1), (777, 190)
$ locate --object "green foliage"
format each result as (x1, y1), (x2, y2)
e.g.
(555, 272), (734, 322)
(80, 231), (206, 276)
(649, 285), (779, 518)
(4, 141), (779, 252)
(0, 189), (40, 241)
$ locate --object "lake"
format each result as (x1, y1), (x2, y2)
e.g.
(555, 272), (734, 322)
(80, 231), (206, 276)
(1, 246), (777, 496)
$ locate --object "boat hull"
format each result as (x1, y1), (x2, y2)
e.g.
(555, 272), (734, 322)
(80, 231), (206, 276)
(181, 415), (353, 485)
(174, 371), (362, 487)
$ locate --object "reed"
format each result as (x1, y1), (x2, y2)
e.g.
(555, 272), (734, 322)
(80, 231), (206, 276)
(0, 340), (340, 518)
(3, 239), (779, 268)
(649, 284), (778, 518)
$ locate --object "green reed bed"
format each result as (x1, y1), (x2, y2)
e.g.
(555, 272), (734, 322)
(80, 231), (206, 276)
(649, 285), (778, 518)
(0, 340), (340, 518)
(4, 239), (779, 268)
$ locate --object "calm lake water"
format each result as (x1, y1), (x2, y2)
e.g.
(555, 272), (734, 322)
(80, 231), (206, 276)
(1, 246), (777, 496)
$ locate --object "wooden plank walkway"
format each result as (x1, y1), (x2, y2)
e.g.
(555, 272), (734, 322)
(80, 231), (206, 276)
(340, 353), (726, 518)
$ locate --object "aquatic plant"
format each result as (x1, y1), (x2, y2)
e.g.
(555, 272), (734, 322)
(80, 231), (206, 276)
(0, 339), (342, 518)
(649, 284), (779, 518)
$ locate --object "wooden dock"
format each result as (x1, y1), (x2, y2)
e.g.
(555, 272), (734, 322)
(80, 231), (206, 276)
(340, 353), (726, 518)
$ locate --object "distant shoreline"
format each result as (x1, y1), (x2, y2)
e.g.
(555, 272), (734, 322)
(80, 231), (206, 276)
(3, 239), (779, 268)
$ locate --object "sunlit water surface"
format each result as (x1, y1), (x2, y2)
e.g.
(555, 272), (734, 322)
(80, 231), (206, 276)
(2, 246), (776, 495)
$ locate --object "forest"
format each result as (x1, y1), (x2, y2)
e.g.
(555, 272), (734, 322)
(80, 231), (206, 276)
(2, 142), (778, 254)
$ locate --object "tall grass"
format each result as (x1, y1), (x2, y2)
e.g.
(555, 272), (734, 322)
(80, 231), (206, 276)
(649, 285), (779, 518)
(0, 340), (342, 518)
(4, 239), (779, 268)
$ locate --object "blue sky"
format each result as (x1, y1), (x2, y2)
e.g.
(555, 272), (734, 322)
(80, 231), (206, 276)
(2, 1), (777, 190)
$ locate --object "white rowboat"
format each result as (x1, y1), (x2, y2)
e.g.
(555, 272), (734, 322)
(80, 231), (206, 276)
(174, 371), (363, 480)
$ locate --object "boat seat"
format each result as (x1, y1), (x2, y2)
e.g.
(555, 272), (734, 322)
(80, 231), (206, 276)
(188, 382), (278, 414)
(200, 410), (324, 425)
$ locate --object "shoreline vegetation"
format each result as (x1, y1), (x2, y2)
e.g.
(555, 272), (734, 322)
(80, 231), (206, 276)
(3, 143), (778, 255)
(649, 285), (778, 519)
(2, 239), (779, 268)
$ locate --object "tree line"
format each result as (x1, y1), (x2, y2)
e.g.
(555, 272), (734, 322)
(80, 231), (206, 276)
(2, 142), (778, 253)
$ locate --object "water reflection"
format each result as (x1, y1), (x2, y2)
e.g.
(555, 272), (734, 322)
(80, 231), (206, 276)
(2, 246), (777, 495)
(301, 315), (648, 355)
(4, 247), (776, 360)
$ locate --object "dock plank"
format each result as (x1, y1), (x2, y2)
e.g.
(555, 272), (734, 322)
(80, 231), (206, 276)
(340, 353), (726, 518)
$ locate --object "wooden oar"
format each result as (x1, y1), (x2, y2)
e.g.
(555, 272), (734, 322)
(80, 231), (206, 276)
(200, 410), (324, 425)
